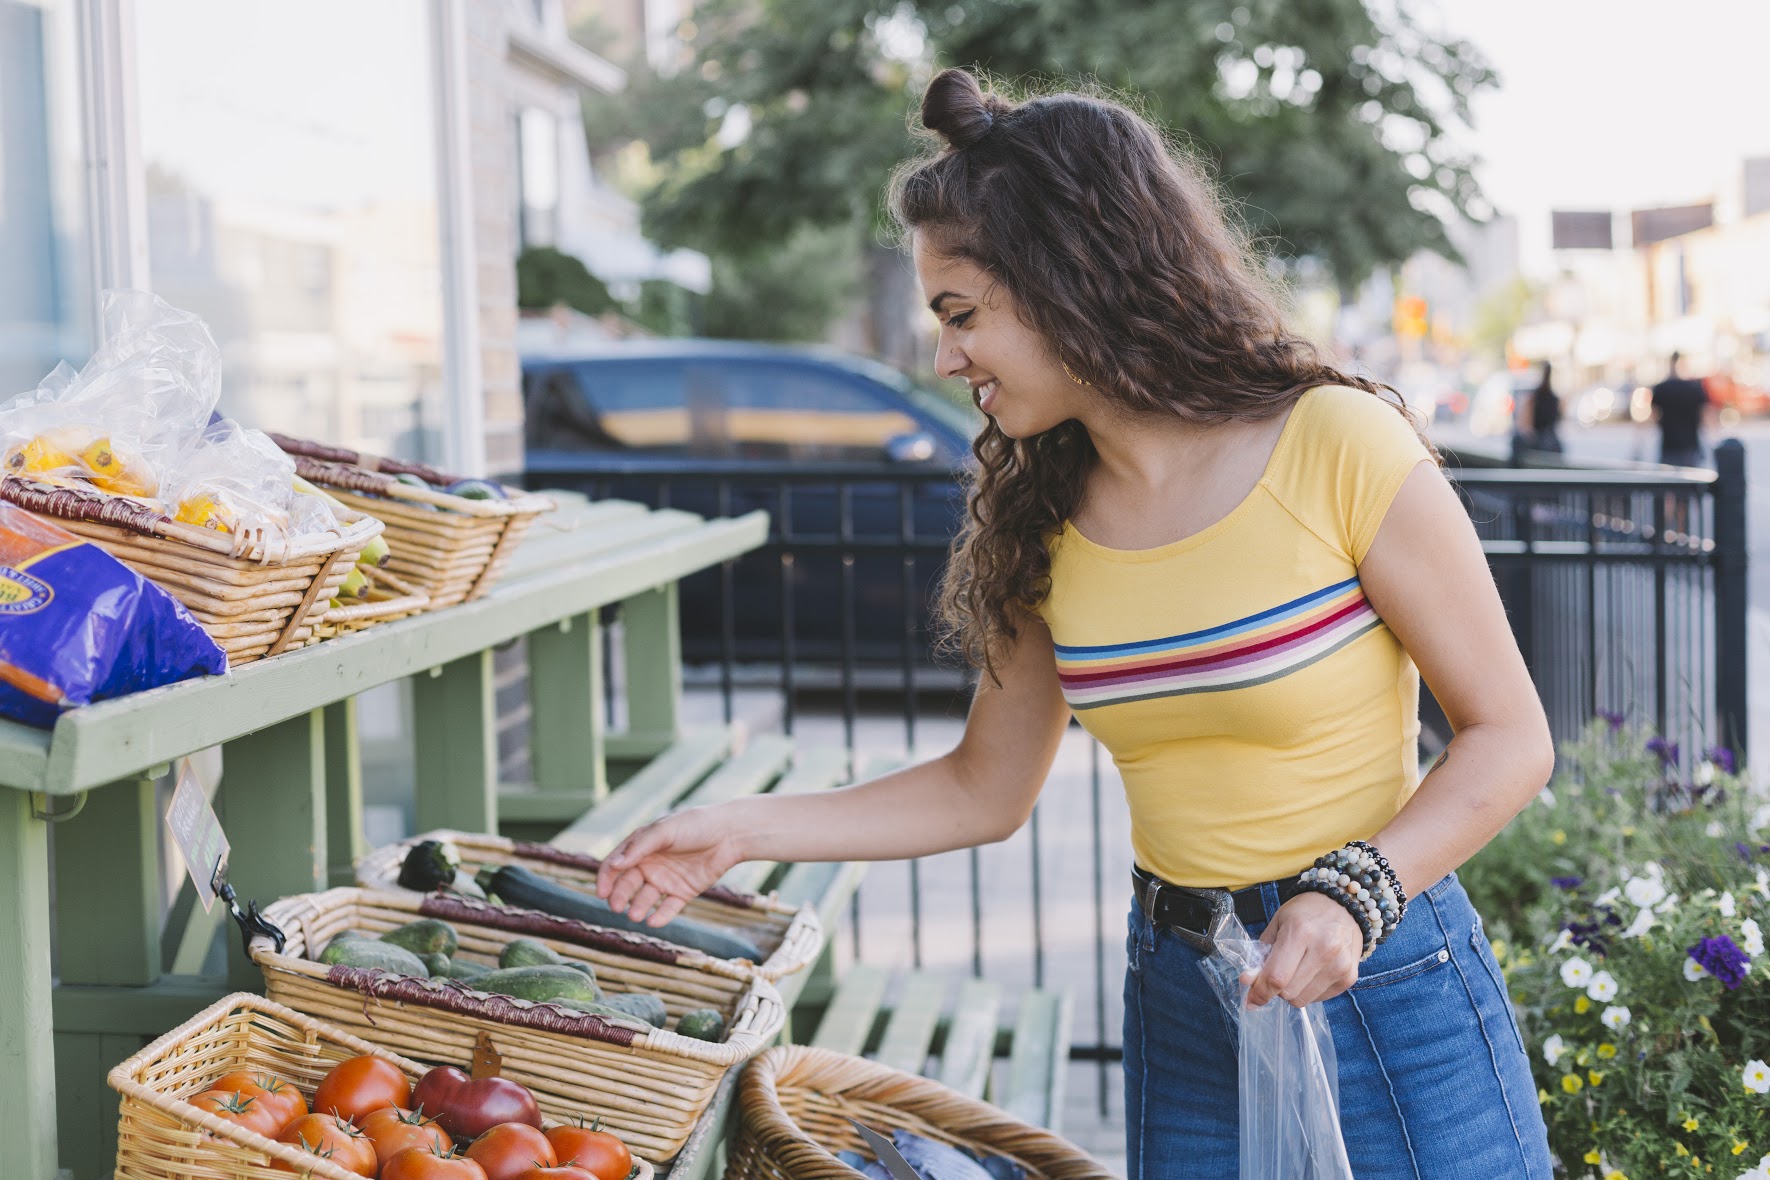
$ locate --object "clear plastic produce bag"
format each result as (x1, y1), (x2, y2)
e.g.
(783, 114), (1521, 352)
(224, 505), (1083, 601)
(1197, 912), (1356, 1180)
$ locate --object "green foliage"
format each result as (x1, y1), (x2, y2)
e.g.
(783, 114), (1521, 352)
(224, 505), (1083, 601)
(701, 222), (864, 341)
(1461, 723), (1770, 1178)
(516, 246), (617, 317)
(602, 0), (1497, 292)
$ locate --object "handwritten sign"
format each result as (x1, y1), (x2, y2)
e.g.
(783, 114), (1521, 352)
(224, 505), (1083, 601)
(164, 759), (229, 911)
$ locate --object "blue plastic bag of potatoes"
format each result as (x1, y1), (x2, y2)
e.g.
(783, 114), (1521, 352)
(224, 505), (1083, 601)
(0, 501), (226, 727)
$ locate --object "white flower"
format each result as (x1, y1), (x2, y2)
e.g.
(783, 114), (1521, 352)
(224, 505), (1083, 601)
(1753, 803), (1770, 833)
(1699, 760), (1718, 786)
(1745, 1059), (1770, 1094)
(1542, 1033), (1566, 1065)
(1686, 957), (1711, 981)
(1587, 971), (1620, 1002)
(1601, 1005), (1631, 1029)
(1708, 819), (1727, 837)
(1595, 886), (1623, 908)
(1561, 957), (1593, 988)
(1621, 907), (1656, 938)
(1758, 868), (1770, 897)
(1538, 787), (1556, 809)
(1744, 918), (1765, 958)
(1657, 892), (1682, 914)
(1549, 929), (1575, 954)
(1722, 891), (1738, 917)
(1625, 875), (1668, 908)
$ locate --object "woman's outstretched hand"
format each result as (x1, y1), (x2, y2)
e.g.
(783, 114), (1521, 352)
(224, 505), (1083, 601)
(1242, 891), (1366, 1008)
(594, 807), (744, 927)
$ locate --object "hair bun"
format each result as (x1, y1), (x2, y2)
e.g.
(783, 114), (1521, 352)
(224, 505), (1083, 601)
(921, 68), (996, 149)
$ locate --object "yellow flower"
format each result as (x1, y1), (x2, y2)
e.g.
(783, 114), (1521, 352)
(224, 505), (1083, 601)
(1491, 939), (1507, 961)
(1684, 1117), (1700, 1132)
(1562, 1073), (1584, 1094)
(1538, 1088), (1550, 1105)
(1597, 1043), (1618, 1059)
(1552, 830), (1568, 845)
(1589, 1069), (1604, 1086)
(1732, 1141), (1748, 1156)
(1622, 825), (1636, 837)
(1575, 996), (1592, 1014)
(1676, 1142), (1690, 1157)
(1584, 1150), (1602, 1164)
(1604, 1172), (1626, 1180)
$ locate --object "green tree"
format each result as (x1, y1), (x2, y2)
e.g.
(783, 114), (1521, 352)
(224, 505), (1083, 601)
(515, 246), (617, 317)
(585, 0), (1496, 352)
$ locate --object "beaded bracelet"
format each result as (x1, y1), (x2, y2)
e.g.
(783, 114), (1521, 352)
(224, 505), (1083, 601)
(1297, 841), (1406, 959)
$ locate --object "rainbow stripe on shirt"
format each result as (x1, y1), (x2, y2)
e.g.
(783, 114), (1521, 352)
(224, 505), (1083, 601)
(1054, 576), (1382, 710)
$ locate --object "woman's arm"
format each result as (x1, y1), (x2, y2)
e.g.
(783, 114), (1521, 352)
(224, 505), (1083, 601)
(596, 613), (1074, 926)
(1247, 460), (1554, 1007)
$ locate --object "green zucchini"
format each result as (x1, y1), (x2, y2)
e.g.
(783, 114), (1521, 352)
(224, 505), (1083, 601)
(381, 919), (459, 958)
(421, 952), (453, 977)
(499, 937), (564, 969)
(476, 864), (765, 962)
(676, 1008), (727, 1042)
(442, 958), (490, 979)
(469, 964), (603, 1006)
(318, 936), (430, 977)
(598, 992), (668, 1028)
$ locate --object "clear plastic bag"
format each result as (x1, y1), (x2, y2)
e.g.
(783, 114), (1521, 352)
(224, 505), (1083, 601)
(1197, 912), (1356, 1180)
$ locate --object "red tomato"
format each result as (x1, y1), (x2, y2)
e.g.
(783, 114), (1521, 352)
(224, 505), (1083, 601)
(276, 1113), (378, 1177)
(382, 1145), (490, 1180)
(467, 1122), (557, 1180)
(435, 1076), (542, 1141)
(545, 1125), (633, 1180)
(189, 1088), (286, 1140)
(211, 1071), (307, 1129)
(312, 1054), (412, 1123)
(359, 1105), (453, 1167)
(411, 1065), (470, 1121)
(513, 1168), (598, 1180)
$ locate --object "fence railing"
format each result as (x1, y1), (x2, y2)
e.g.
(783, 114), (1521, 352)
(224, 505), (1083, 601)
(521, 438), (1749, 1109)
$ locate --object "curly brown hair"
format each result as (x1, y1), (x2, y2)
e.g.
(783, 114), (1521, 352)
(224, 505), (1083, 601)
(889, 68), (1435, 683)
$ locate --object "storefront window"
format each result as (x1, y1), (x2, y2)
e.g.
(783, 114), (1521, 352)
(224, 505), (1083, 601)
(0, 0), (94, 396)
(134, 1), (447, 459)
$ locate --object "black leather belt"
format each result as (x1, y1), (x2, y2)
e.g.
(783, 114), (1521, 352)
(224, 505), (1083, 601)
(1132, 864), (1305, 945)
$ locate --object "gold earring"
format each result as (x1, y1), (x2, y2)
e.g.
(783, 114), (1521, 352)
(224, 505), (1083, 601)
(1062, 359), (1092, 387)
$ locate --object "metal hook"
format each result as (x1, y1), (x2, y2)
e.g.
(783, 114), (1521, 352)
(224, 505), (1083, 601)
(30, 791), (87, 823)
(220, 882), (286, 957)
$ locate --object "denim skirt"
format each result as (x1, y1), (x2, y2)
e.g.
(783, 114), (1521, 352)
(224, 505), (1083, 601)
(1122, 872), (1553, 1179)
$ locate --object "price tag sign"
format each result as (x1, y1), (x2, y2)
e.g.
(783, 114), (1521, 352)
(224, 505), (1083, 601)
(164, 759), (229, 911)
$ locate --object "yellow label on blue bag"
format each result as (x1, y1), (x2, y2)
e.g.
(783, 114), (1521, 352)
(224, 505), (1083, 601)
(0, 566), (53, 613)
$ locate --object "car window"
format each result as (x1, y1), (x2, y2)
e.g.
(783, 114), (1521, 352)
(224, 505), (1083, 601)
(719, 365), (921, 461)
(526, 361), (740, 456)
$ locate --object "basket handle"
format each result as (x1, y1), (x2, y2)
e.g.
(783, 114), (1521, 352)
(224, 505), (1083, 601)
(272, 432), (466, 487)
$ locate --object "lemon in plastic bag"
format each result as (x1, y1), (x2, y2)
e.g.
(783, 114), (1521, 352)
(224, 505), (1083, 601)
(79, 437), (157, 496)
(4, 433), (85, 482)
(175, 491), (237, 533)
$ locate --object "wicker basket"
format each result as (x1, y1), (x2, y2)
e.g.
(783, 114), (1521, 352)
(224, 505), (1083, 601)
(312, 564), (431, 639)
(356, 830), (823, 983)
(728, 1046), (1115, 1180)
(272, 435), (552, 610)
(0, 475), (380, 665)
(108, 992), (655, 1180)
(251, 887), (786, 1161)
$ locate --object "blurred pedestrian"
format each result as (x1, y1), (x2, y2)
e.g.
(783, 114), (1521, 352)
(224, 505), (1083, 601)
(1527, 361), (1563, 454)
(1651, 351), (1709, 467)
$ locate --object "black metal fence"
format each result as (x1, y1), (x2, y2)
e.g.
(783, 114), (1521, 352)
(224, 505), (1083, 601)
(523, 440), (1749, 1106)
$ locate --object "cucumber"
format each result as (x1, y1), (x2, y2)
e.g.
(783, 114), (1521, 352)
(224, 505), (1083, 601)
(477, 865), (766, 962)
(381, 919), (459, 958)
(421, 952), (453, 977)
(318, 936), (430, 977)
(499, 937), (564, 969)
(598, 992), (668, 1028)
(442, 959), (490, 979)
(469, 964), (602, 1006)
(676, 1008), (727, 1042)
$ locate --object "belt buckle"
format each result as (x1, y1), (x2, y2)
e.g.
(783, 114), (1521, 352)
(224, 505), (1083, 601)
(1145, 874), (1232, 954)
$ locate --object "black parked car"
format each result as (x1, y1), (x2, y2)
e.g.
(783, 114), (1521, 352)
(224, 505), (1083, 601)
(520, 339), (977, 668)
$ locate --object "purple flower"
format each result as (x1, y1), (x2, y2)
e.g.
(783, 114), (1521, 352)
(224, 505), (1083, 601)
(1646, 736), (1680, 769)
(1688, 936), (1751, 990)
(1550, 876), (1583, 890)
(1738, 842), (1759, 863)
(1705, 745), (1738, 775)
(1597, 708), (1626, 732)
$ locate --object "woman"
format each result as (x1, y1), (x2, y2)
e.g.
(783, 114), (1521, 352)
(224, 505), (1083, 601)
(598, 70), (1555, 1179)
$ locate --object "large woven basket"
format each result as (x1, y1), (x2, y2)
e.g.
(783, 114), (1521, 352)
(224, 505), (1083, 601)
(356, 830), (823, 983)
(272, 435), (552, 609)
(251, 887), (786, 1161)
(107, 992), (655, 1180)
(729, 1046), (1115, 1180)
(0, 475), (380, 665)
